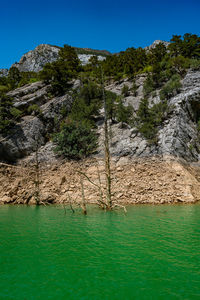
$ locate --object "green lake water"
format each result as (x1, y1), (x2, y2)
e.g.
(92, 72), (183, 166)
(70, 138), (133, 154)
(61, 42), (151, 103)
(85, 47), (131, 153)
(0, 205), (200, 300)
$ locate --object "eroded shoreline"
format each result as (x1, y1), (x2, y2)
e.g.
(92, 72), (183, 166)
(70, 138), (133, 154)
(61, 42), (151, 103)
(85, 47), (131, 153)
(1, 156), (200, 206)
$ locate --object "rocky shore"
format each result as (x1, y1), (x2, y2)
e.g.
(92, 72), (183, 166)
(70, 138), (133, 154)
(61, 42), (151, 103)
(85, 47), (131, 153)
(1, 156), (200, 206)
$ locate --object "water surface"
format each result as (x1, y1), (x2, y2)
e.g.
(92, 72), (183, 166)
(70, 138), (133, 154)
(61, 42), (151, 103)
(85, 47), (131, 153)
(0, 205), (200, 299)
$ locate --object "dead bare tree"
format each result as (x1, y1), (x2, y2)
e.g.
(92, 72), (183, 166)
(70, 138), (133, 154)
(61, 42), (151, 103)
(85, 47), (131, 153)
(101, 67), (112, 210)
(34, 138), (40, 205)
(77, 168), (107, 210)
(80, 174), (87, 215)
(67, 192), (75, 213)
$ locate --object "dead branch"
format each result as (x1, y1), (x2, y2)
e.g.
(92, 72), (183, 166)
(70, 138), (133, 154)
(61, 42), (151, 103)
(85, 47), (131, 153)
(67, 192), (75, 213)
(77, 170), (99, 188)
(113, 203), (127, 213)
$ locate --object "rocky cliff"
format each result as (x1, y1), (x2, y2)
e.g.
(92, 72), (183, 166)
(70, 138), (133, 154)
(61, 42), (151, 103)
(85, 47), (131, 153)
(12, 44), (107, 72)
(1, 69), (200, 164)
(0, 80), (79, 162)
(105, 70), (200, 161)
(144, 40), (170, 50)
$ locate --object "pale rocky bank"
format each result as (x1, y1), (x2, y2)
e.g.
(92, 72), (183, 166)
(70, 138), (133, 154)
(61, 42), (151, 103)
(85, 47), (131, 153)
(1, 156), (200, 205)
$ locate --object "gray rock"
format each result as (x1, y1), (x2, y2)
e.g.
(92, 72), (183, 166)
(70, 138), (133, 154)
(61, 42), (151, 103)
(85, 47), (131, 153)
(78, 54), (106, 65)
(0, 116), (46, 162)
(0, 69), (9, 77)
(40, 93), (73, 132)
(12, 44), (60, 72)
(1, 67), (200, 163)
(144, 40), (170, 51)
(11, 44), (107, 73)
(21, 141), (58, 165)
(157, 70), (200, 161)
(0, 80), (74, 162)
(101, 70), (200, 161)
(7, 81), (50, 109)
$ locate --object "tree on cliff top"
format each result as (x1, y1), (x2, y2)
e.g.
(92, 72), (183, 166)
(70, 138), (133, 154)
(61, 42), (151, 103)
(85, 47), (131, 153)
(40, 45), (81, 95)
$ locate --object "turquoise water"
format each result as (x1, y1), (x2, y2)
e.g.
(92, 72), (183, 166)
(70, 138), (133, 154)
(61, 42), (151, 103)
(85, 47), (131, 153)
(0, 205), (200, 299)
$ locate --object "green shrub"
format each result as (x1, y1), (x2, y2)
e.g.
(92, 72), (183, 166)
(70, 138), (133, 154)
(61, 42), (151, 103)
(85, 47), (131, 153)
(70, 82), (103, 128)
(190, 59), (200, 70)
(40, 45), (81, 96)
(121, 84), (129, 97)
(8, 67), (22, 89)
(136, 97), (169, 142)
(143, 65), (153, 73)
(10, 107), (23, 119)
(143, 74), (154, 96)
(105, 90), (118, 123)
(160, 74), (182, 100)
(18, 72), (40, 87)
(0, 85), (9, 93)
(168, 56), (190, 76)
(27, 104), (42, 116)
(53, 119), (98, 159)
(131, 81), (138, 96)
(116, 97), (133, 127)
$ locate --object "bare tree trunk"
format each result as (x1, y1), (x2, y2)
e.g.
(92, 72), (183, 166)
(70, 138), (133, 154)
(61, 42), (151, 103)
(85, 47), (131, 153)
(96, 163), (106, 209)
(77, 169), (107, 209)
(80, 175), (87, 215)
(101, 67), (112, 210)
(34, 138), (40, 205)
(67, 192), (75, 213)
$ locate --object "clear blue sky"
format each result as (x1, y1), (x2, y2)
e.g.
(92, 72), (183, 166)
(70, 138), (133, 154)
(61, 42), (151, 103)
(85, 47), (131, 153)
(0, 0), (199, 68)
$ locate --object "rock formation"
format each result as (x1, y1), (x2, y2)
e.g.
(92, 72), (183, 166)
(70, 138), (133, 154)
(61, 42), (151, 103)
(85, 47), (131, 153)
(104, 70), (200, 161)
(144, 40), (170, 50)
(1, 69), (200, 163)
(11, 44), (107, 72)
(0, 80), (79, 162)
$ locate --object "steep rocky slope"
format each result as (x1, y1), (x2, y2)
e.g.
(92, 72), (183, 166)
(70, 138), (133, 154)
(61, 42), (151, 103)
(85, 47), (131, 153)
(103, 70), (200, 161)
(1, 70), (200, 163)
(0, 80), (80, 161)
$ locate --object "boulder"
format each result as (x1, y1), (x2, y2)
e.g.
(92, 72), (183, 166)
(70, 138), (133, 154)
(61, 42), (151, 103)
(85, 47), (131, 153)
(0, 116), (46, 162)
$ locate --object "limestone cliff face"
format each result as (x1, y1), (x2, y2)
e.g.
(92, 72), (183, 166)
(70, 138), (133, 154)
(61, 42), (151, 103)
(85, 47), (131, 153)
(0, 69), (200, 163)
(144, 40), (170, 50)
(12, 44), (60, 72)
(0, 80), (78, 162)
(105, 70), (200, 161)
(12, 44), (106, 72)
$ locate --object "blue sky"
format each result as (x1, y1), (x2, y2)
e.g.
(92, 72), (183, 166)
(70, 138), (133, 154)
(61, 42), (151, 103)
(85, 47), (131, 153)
(0, 0), (199, 68)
